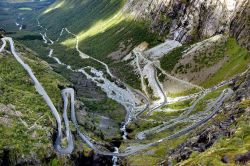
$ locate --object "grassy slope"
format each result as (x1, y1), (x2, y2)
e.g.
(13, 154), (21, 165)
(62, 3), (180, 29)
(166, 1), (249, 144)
(38, 0), (160, 59)
(0, 41), (69, 160)
(0, 0), (55, 32)
(160, 37), (250, 90)
(28, 0), (159, 89)
(160, 44), (190, 72)
(0, 2), (17, 31)
(201, 38), (250, 88)
(1, 1), (128, 143)
(6, 0), (159, 90)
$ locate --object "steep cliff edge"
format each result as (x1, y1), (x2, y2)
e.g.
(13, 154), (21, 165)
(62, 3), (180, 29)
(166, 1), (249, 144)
(231, 0), (250, 50)
(123, 0), (249, 48)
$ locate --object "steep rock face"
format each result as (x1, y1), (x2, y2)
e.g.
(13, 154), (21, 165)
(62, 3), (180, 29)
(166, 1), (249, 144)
(230, 0), (250, 50)
(123, 0), (248, 44)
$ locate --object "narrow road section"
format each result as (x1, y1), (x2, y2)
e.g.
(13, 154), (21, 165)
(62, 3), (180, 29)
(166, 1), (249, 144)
(0, 37), (74, 155)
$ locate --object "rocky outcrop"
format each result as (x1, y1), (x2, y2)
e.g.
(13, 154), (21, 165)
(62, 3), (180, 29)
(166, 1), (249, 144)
(235, 151), (250, 164)
(69, 71), (106, 100)
(0, 148), (113, 166)
(168, 0), (246, 43)
(123, 0), (248, 44)
(230, 0), (250, 51)
(72, 151), (113, 166)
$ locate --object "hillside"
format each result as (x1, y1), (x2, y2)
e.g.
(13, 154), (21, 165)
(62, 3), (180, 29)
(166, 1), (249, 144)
(0, 40), (70, 164)
(0, 38), (123, 165)
(0, 0), (250, 165)
(11, 0), (249, 90)
(32, 0), (159, 60)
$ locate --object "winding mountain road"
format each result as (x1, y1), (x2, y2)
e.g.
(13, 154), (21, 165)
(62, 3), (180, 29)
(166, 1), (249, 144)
(0, 37), (74, 154)
(0, 36), (235, 157)
(34, 21), (235, 156)
(0, 17), (239, 159)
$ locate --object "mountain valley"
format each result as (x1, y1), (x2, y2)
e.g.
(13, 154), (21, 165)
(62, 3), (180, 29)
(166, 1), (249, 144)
(0, 0), (250, 165)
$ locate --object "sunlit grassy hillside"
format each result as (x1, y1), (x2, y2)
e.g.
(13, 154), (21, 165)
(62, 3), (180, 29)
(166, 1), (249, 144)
(37, 0), (159, 60)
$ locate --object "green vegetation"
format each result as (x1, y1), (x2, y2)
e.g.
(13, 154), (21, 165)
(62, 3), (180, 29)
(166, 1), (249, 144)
(0, 42), (69, 157)
(110, 60), (141, 90)
(10, 31), (104, 70)
(192, 44), (225, 69)
(39, 0), (126, 35)
(0, 4), (16, 31)
(162, 99), (193, 110)
(180, 105), (250, 166)
(167, 88), (200, 98)
(201, 38), (250, 88)
(125, 135), (189, 165)
(11, 30), (48, 56)
(124, 120), (192, 165)
(13, 0), (160, 89)
(160, 37), (249, 91)
(0, 39), (98, 165)
(156, 67), (166, 82)
(150, 99), (193, 122)
(240, 99), (250, 109)
(82, 98), (125, 123)
(0, 0), (53, 32)
(192, 86), (227, 114)
(74, 19), (159, 63)
(160, 45), (190, 72)
(144, 77), (159, 100)
(150, 109), (186, 122)
(50, 159), (59, 166)
(37, 0), (160, 60)
(123, 84), (231, 165)
(126, 120), (162, 138)
(1, 0), (249, 165)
